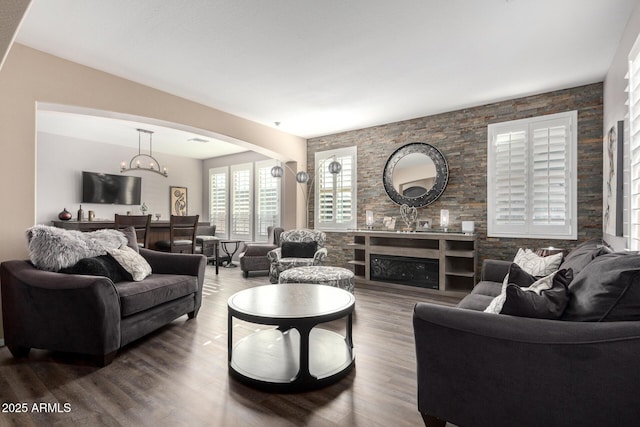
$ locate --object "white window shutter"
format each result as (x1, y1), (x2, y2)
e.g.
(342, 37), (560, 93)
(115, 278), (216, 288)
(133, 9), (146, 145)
(488, 111), (576, 239)
(209, 167), (227, 238)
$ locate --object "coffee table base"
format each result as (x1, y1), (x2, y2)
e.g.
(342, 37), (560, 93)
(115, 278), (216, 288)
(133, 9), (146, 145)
(229, 327), (354, 392)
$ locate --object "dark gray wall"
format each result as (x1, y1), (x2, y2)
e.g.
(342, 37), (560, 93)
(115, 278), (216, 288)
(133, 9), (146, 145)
(307, 83), (604, 274)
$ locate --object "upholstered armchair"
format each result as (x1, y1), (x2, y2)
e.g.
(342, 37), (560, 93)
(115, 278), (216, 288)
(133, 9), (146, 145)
(239, 226), (284, 277)
(267, 229), (327, 283)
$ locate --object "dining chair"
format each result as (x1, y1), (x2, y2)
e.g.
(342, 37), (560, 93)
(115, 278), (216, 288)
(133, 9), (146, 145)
(114, 214), (152, 248)
(155, 215), (200, 254)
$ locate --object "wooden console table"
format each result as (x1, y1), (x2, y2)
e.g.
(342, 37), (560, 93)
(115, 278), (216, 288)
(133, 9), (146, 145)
(347, 230), (476, 296)
(52, 220), (211, 251)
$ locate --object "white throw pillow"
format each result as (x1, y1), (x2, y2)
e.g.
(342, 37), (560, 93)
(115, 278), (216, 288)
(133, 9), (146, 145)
(107, 245), (152, 281)
(513, 248), (562, 277)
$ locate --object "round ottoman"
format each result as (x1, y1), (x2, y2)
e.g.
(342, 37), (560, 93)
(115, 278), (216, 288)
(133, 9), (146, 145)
(278, 266), (355, 293)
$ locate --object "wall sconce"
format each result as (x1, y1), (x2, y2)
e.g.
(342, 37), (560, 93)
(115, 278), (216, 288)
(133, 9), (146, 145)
(440, 209), (449, 231)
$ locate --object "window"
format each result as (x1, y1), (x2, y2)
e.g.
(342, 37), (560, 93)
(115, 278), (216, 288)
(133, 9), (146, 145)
(230, 163), (253, 240)
(629, 39), (640, 250)
(315, 146), (357, 230)
(209, 167), (227, 237)
(209, 160), (281, 242)
(487, 111), (577, 239)
(255, 159), (280, 241)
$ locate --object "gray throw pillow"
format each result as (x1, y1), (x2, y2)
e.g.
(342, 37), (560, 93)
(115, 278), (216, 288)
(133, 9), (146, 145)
(562, 252), (640, 322)
(559, 238), (611, 276)
(120, 226), (140, 253)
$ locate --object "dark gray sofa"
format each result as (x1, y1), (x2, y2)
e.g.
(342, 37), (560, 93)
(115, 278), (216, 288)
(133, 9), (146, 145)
(413, 239), (640, 427)
(1, 248), (206, 366)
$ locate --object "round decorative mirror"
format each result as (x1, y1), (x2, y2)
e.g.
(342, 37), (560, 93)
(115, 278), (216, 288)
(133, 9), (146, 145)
(383, 142), (448, 207)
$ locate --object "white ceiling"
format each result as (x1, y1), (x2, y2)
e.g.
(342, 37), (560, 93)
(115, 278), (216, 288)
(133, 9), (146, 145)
(15, 0), (639, 153)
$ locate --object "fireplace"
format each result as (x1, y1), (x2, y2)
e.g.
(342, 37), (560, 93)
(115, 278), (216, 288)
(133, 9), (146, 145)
(370, 255), (439, 289)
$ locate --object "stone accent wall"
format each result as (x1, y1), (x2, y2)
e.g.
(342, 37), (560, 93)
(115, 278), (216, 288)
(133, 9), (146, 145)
(307, 83), (603, 275)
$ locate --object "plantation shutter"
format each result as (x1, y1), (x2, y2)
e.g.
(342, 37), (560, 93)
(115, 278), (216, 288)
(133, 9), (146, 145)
(255, 160), (280, 241)
(629, 43), (640, 249)
(491, 128), (527, 233)
(209, 167), (227, 238)
(314, 146), (357, 230)
(335, 154), (353, 223)
(230, 164), (252, 240)
(488, 111), (576, 239)
(530, 118), (571, 235)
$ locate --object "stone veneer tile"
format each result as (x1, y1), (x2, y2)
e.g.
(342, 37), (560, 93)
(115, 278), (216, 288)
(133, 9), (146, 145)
(306, 83), (603, 278)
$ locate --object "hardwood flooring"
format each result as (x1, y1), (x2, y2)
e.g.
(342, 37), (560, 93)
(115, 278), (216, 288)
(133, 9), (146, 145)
(0, 265), (461, 427)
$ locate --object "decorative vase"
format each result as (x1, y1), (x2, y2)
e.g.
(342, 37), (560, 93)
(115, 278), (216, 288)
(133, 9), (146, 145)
(58, 208), (72, 221)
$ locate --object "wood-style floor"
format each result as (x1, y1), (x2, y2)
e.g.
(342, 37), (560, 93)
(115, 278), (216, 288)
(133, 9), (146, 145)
(0, 265), (461, 427)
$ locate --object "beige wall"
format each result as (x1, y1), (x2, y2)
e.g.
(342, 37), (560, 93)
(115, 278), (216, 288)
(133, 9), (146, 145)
(0, 44), (306, 263)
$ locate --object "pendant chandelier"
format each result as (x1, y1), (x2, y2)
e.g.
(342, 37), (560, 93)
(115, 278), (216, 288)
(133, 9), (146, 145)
(121, 128), (168, 177)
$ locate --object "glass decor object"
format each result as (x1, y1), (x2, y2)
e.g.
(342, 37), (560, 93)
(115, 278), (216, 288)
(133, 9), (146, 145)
(440, 209), (449, 230)
(365, 210), (374, 228)
(400, 204), (418, 230)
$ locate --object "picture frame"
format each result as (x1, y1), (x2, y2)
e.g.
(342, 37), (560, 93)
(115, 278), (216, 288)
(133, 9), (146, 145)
(417, 219), (432, 230)
(604, 121), (624, 237)
(383, 216), (396, 230)
(170, 186), (188, 216)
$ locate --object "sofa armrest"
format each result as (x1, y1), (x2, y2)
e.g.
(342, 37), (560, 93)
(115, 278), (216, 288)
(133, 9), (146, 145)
(413, 302), (640, 426)
(139, 248), (205, 277)
(313, 247), (328, 264)
(480, 259), (511, 282)
(0, 260), (121, 357)
(267, 247), (282, 263)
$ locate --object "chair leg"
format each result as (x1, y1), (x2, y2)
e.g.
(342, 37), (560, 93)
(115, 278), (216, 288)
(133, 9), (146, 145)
(421, 413), (446, 427)
(242, 270), (249, 278)
(188, 308), (199, 319)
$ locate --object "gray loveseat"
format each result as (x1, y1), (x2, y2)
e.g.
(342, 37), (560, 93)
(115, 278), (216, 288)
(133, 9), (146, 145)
(413, 239), (640, 427)
(1, 248), (205, 366)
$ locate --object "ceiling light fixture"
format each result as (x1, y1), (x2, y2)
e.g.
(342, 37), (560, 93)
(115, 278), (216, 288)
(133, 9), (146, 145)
(121, 128), (168, 177)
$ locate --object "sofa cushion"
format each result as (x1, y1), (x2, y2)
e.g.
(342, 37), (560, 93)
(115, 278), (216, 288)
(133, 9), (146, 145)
(500, 268), (572, 319)
(106, 245), (152, 281)
(115, 274), (198, 317)
(513, 248), (563, 277)
(60, 254), (133, 283)
(559, 238), (612, 276)
(562, 252), (640, 322)
(281, 241), (317, 258)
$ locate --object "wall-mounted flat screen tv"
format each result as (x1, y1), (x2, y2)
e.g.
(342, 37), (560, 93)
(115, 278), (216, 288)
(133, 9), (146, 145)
(82, 171), (142, 205)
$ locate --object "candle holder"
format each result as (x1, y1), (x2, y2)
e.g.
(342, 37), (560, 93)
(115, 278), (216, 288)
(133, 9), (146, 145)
(440, 209), (449, 231)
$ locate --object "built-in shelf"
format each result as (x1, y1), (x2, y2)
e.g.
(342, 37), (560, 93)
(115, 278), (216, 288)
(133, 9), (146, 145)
(348, 230), (477, 296)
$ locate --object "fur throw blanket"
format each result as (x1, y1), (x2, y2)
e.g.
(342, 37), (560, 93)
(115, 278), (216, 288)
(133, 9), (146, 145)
(26, 225), (128, 271)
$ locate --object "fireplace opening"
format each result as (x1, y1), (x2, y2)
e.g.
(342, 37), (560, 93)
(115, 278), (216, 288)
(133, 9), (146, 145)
(370, 254), (439, 289)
